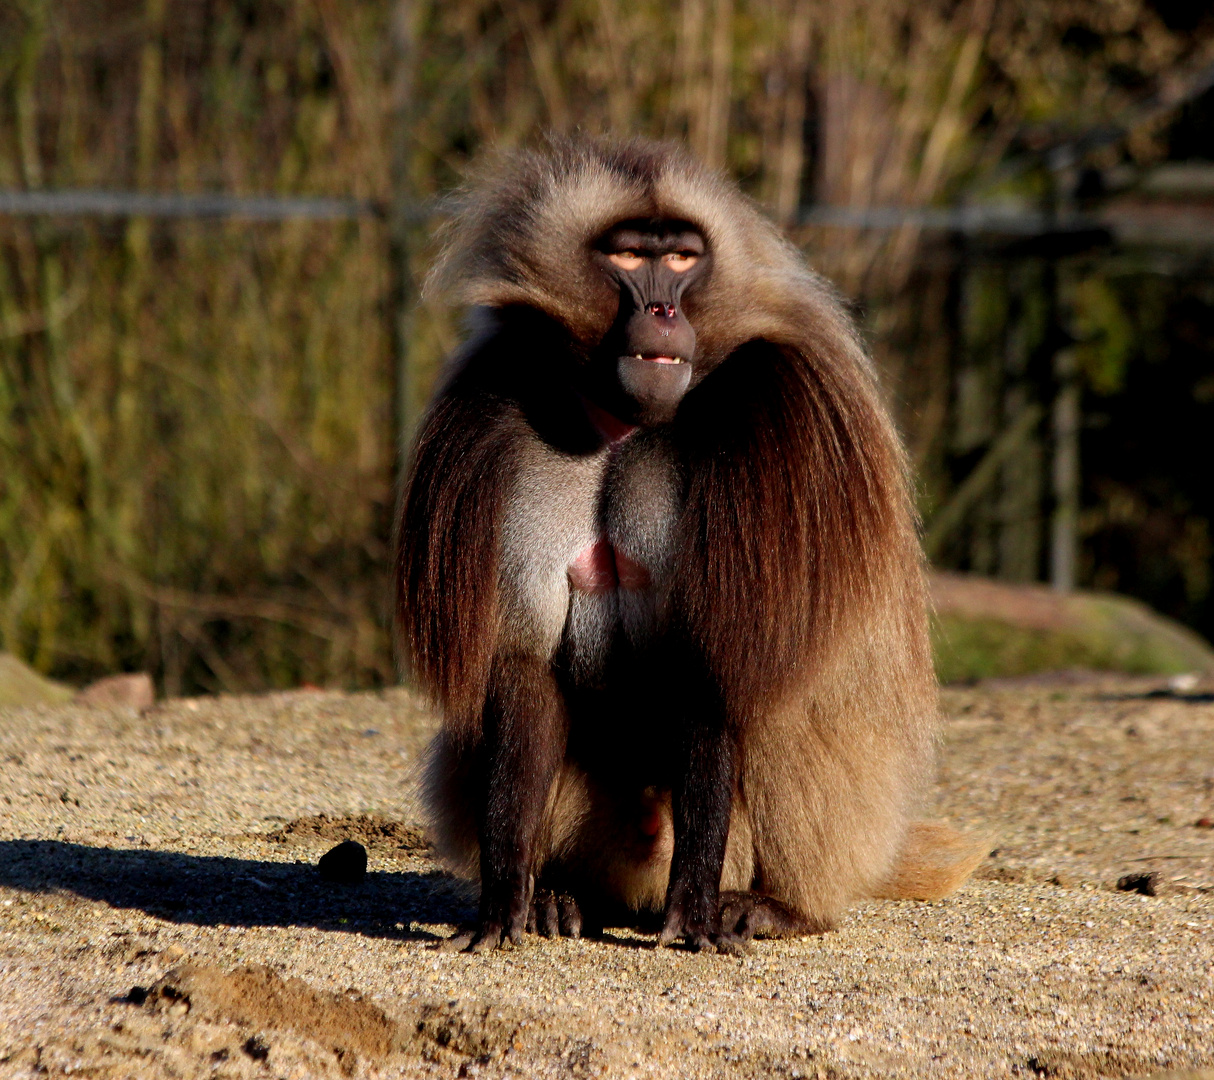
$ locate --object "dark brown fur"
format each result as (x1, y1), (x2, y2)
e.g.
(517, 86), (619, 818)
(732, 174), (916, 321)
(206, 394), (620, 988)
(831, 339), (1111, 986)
(396, 136), (984, 951)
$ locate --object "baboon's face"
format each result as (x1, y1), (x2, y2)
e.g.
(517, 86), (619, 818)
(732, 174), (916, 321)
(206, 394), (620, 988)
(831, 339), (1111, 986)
(589, 219), (710, 426)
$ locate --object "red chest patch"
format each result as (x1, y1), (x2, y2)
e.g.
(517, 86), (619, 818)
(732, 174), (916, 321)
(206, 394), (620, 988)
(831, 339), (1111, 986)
(568, 538), (651, 593)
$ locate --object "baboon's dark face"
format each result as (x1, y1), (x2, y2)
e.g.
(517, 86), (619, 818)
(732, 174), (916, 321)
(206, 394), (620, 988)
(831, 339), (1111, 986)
(590, 219), (709, 426)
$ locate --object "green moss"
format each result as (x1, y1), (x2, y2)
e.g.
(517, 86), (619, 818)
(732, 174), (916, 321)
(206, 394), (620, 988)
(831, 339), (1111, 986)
(0, 653), (74, 707)
(932, 592), (1214, 684)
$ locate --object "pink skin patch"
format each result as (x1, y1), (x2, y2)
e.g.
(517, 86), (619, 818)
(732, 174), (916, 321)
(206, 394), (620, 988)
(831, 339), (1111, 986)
(580, 396), (637, 446)
(568, 538), (617, 593)
(568, 538), (651, 593)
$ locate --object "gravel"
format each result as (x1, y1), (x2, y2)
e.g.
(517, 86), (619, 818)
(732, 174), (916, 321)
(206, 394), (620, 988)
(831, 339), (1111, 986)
(0, 677), (1211, 1079)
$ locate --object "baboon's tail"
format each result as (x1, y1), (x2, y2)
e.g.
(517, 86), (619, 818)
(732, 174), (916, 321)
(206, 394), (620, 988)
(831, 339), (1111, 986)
(871, 821), (992, 901)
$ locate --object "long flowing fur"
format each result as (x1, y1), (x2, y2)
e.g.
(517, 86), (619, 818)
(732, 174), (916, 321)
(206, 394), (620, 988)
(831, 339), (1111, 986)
(399, 136), (984, 930)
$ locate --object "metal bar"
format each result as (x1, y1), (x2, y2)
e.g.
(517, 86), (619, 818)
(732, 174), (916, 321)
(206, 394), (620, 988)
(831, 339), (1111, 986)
(0, 190), (1124, 232)
(0, 190), (1123, 236)
(798, 204), (1086, 235)
(5, 189), (1214, 252)
(389, 0), (424, 463)
(802, 204), (1214, 249)
(0, 189), (384, 220)
(1050, 350), (1081, 594)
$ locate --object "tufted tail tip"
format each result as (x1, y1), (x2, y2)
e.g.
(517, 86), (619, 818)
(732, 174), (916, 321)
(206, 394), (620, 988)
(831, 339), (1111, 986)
(871, 820), (993, 901)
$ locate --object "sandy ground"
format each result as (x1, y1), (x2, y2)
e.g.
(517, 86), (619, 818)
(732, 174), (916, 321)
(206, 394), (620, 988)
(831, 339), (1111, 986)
(0, 677), (1211, 1080)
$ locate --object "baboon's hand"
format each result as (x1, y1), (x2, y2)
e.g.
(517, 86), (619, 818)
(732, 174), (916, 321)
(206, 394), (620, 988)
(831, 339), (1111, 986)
(441, 874), (531, 953)
(438, 920), (519, 953)
(442, 889), (584, 951)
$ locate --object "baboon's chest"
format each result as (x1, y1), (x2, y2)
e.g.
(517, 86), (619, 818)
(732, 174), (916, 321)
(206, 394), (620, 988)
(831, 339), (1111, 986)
(496, 433), (680, 683)
(561, 444), (679, 683)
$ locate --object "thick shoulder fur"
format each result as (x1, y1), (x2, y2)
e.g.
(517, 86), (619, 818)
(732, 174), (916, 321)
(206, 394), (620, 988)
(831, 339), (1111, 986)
(670, 337), (920, 712)
(395, 371), (522, 731)
(411, 134), (924, 718)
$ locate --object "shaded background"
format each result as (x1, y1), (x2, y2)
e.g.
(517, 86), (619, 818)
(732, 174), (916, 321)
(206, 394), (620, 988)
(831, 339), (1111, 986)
(1, 0), (1212, 694)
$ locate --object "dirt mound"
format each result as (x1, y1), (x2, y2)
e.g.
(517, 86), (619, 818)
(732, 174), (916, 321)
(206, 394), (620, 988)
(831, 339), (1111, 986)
(1020, 1047), (1166, 1079)
(130, 964), (525, 1073)
(145, 964), (407, 1061)
(75, 672), (155, 710)
(264, 812), (429, 855)
(413, 1000), (525, 1063)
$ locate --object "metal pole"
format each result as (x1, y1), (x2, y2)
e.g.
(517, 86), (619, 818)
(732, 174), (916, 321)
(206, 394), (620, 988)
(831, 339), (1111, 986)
(1046, 155), (1081, 595)
(1050, 346), (1080, 593)
(389, 0), (420, 465)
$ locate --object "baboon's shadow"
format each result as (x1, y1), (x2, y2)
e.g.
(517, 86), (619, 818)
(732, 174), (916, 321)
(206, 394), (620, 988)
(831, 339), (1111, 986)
(0, 839), (474, 941)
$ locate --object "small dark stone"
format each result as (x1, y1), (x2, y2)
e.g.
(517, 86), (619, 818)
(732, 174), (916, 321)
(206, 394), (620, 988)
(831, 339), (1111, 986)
(126, 985), (148, 1005)
(243, 1035), (270, 1062)
(318, 839), (367, 884)
(1195, 817), (1213, 829)
(1116, 871), (1161, 896)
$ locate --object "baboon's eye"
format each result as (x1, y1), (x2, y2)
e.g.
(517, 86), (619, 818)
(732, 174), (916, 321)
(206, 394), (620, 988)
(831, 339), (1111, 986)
(664, 252), (699, 272)
(608, 251), (644, 272)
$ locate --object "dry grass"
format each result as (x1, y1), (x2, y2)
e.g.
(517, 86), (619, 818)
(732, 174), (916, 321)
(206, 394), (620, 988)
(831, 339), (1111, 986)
(0, 0), (1199, 691)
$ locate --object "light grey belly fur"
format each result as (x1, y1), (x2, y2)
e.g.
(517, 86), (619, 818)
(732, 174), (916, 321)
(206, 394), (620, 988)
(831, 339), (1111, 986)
(496, 434), (680, 682)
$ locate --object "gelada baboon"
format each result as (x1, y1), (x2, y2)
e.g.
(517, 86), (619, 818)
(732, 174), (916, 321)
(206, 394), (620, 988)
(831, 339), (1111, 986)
(396, 136), (985, 954)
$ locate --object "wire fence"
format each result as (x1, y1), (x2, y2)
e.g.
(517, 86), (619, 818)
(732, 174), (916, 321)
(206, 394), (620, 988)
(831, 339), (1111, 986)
(5, 189), (1214, 251)
(0, 189), (376, 220)
(4, 181), (1212, 599)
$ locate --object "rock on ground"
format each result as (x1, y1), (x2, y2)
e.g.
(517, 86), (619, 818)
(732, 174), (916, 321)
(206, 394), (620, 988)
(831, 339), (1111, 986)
(74, 673), (156, 712)
(930, 571), (1214, 683)
(0, 678), (1211, 1079)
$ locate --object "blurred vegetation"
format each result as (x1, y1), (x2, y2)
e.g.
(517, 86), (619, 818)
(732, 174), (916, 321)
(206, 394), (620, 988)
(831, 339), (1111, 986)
(0, 0), (1212, 692)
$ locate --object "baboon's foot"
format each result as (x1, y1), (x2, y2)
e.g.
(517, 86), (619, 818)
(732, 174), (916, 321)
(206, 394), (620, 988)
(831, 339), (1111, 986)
(658, 894), (748, 956)
(719, 891), (831, 940)
(526, 888), (585, 938)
